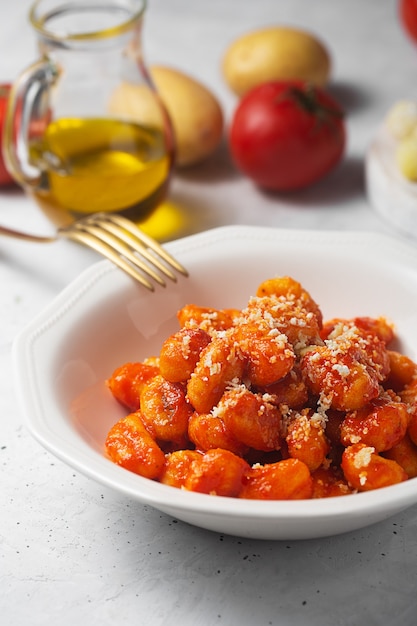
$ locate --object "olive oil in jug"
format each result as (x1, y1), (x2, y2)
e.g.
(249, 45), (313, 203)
(29, 117), (172, 224)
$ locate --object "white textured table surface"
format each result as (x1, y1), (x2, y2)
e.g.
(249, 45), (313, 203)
(1, 1), (417, 625)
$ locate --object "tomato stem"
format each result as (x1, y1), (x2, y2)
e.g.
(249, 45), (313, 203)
(277, 84), (344, 128)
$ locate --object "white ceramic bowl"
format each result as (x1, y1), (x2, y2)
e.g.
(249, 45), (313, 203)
(13, 225), (417, 540)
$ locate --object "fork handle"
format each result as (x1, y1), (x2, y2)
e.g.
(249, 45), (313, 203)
(0, 224), (55, 243)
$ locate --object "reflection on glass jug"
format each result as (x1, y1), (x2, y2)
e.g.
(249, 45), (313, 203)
(3, 0), (175, 228)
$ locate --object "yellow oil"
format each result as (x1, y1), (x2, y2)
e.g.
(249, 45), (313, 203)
(29, 117), (172, 226)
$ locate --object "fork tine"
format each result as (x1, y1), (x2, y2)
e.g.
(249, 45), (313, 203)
(63, 228), (156, 290)
(96, 213), (189, 278)
(88, 214), (176, 281)
(72, 221), (169, 286)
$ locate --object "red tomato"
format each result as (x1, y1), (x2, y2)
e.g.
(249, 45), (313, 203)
(0, 83), (16, 186)
(400, 0), (417, 42)
(229, 80), (346, 191)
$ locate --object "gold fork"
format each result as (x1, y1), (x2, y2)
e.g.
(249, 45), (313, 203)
(0, 212), (188, 290)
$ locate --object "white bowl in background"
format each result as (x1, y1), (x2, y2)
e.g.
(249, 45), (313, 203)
(366, 126), (417, 238)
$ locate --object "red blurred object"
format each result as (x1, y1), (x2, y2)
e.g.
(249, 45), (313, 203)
(0, 84), (16, 186)
(400, 0), (417, 43)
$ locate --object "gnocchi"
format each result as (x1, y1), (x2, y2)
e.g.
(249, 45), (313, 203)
(105, 276), (417, 500)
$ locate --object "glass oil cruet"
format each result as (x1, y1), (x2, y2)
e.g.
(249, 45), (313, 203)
(3, 0), (175, 228)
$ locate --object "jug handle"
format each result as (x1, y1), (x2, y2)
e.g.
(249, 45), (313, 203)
(3, 59), (58, 189)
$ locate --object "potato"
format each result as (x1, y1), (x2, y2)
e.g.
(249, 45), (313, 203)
(222, 27), (331, 97)
(108, 66), (224, 168)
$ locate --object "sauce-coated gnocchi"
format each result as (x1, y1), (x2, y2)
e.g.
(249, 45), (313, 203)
(105, 276), (417, 499)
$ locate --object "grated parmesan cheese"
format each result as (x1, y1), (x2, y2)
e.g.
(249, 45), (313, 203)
(353, 446), (374, 469)
(332, 363), (350, 377)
